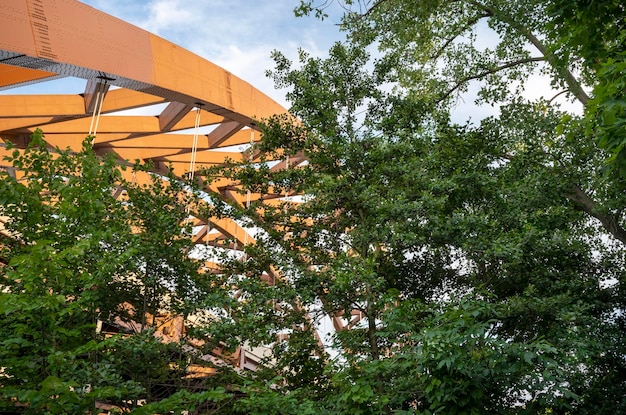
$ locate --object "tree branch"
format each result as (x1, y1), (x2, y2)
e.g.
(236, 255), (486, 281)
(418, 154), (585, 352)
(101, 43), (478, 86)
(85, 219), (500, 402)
(501, 147), (626, 244)
(567, 185), (626, 245)
(500, 146), (626, 245)
(465, 0), (590, 106)
(360, 0), (388, 19)
(437, 56), (545, 104)
(430, 13), (491, 61)
(515, 27), (590, 106)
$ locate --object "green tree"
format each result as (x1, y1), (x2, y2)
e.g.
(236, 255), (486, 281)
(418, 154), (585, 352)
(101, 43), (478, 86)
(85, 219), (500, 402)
(205, 1), (626, 413)
(547, 0), (626, 176)
(0, 130), (229, 414)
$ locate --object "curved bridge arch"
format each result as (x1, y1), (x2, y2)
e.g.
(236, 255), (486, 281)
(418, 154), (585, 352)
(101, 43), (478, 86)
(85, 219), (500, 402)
(0, 0), (293, 257)
(0, 2), (354, 377)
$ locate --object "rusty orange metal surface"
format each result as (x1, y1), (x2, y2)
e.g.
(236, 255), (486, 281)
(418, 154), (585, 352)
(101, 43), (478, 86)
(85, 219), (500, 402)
(0, 0), (295, 250)
(1, 0), (285, 121)
(0, 1), (339, 374)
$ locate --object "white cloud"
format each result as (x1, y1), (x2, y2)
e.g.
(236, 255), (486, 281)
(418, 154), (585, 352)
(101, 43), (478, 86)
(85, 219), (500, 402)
(142, 0), (198, 33)
(78, 0), (343, 106)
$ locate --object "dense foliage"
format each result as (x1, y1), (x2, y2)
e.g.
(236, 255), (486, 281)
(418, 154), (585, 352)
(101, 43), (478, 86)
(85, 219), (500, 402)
(1, 0), (624, 414)
(203, 0), (626, 413)
(0, 131), (231, 414)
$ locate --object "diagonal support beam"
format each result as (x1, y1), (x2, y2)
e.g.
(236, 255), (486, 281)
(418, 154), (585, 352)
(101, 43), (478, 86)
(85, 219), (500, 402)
(84, 78), (111, 114)
(159, 101), (194, 132)
(207, 121), (244, 148)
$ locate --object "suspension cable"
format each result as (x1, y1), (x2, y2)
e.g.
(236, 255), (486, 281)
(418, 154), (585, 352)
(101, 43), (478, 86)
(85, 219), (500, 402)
(188, 106), (202, 184)
(242, 129), (255, 258)
(88, 82), (107, 141)
(284, 154), (289, 203)
(184, 106), (202, 233)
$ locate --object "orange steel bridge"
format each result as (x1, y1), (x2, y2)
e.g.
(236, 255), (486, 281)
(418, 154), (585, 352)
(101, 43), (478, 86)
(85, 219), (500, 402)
(0, 0), (364, 369)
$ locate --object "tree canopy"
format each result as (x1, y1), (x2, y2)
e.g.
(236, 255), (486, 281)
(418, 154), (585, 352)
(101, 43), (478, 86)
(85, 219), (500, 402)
(1, 0), (625, 414)
(0, 132), (232, 414)
(204, 0), (626, 413)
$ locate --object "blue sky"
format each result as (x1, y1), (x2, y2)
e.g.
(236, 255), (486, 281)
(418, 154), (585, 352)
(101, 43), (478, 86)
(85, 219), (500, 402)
(6, 1), (581, 120)
(80, 0), (345, 108)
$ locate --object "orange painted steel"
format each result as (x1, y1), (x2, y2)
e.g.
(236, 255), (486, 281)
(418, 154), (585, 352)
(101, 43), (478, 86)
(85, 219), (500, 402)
(0, 0), (285, 122)
(0, 1), (338, 370)
(0, 0), (293, 250)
